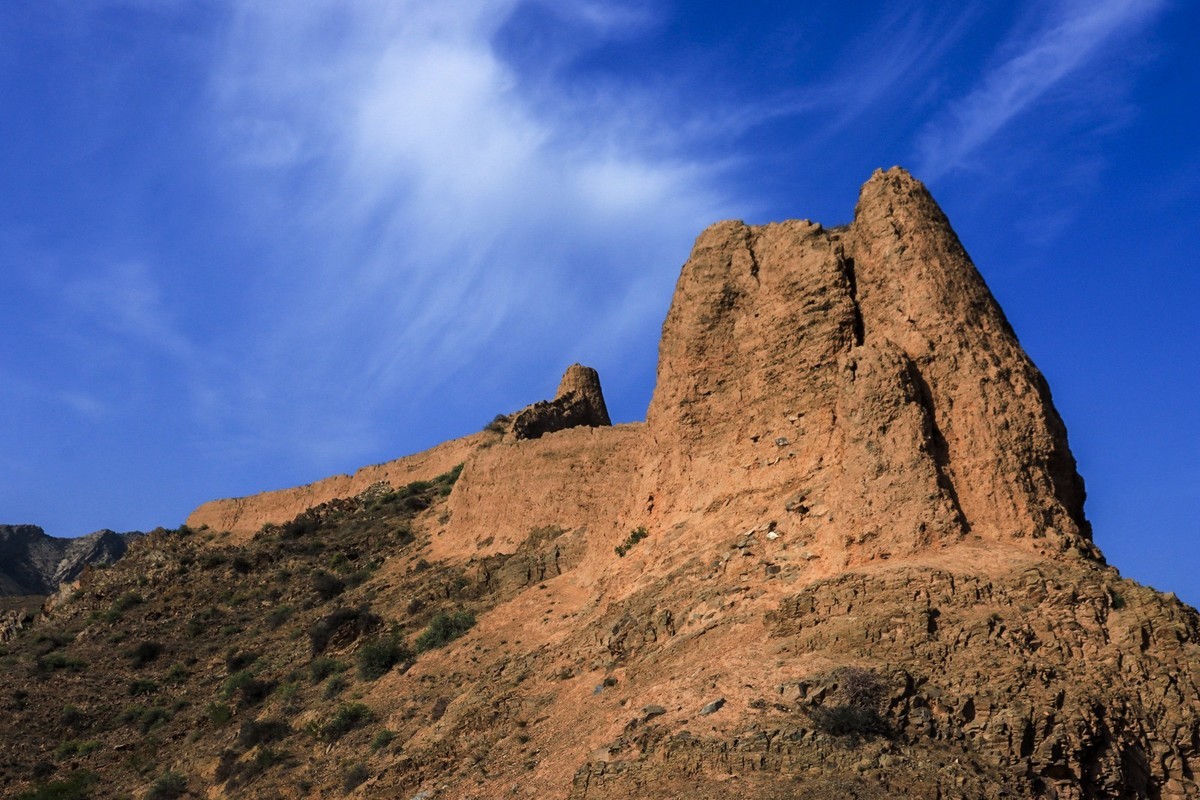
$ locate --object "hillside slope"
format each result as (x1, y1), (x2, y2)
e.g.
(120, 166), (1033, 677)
(2, 169), (1197, 800)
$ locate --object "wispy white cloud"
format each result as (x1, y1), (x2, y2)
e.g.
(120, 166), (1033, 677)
(916, 0), (1166, 179)
(530, 0), (657, 33)
(195, 0), (730, 463)
(61, 260), (195, 361)
(809, 6), (978, 136)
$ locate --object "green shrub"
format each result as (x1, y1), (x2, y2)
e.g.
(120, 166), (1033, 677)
(280, 512), (320, 539)
(146, 771), (187, 800)
(37, 653), (86, 672)
(53, 740), (101, 758)
(309, 656), (348, 684)
(225, 649), (259, 672)
(13, 770), (97, 800)
(222, 669), (253, 699)
(252, 745), (288, 770)
(59, 705), (84, 728)
(199, 552), (226, 569)
(370, 729), (397, 751)
(432, 463), (464, 495)
(322, 674), (349, 700)
(319, 703), (371, 741)
(275, 681), (300, 710)
(357, 635), (412, 681)
(415, 611), (475, 652)
(102, 592), (144, 622)
(221, 745), (290, 786)
(483, 414), (510, 434)
(119, 704), (171, 734)
(128, 678), (159, 696)
(614, 526), (649, 557)
(222, 670), (274, 706)
(344, 557), (381, 587)
(206, 702), (232, 726)
(128, 641), (163, 667)
(265, 605), (294, 630)
(343, 762), (370, 792)
(312, 570), (346, 600)
(33, 630), (74, 653)
(309, 606), (380, 655)
(236, 718), (290, 748)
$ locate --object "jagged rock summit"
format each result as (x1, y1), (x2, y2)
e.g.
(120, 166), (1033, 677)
(643, 166), (1093, 565)
(5, 169), (1197, 800)
(510, 363), (612, 440)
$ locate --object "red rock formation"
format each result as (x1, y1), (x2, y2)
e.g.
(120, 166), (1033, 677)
(145, 168), (1196, 799)
(510, 363), (612, 440)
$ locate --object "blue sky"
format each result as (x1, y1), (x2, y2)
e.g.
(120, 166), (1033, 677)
(2, 1), (1197, 603)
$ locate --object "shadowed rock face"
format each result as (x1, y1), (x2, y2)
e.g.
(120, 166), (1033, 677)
(0, 524), (141, 596)
(848, 170), (1090, 555)
(509, 363), (612, 440)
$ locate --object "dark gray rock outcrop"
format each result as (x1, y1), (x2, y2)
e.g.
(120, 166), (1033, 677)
(0, 524), (141, 596)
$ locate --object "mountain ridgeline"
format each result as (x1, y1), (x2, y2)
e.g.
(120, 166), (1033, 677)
(1, 169), (1197, 800)
(0, 525), (141, 597)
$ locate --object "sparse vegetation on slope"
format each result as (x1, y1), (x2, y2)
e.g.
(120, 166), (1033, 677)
(414, 610), (475, 652)
(0, 466), (499, 798)
(614, 526), (649, 557)
(12, 770), (96, 800)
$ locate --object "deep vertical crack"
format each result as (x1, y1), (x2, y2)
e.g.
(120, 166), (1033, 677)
(839, 253), (865, 346)
(745, 229), (761, 282)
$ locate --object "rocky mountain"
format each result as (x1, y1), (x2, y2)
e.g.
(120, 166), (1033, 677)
(0, 525), (141, 597)
(1, 168), (1196, 800)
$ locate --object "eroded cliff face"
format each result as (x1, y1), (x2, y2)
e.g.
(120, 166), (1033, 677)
(81, 168), (1193, 800)
(848, 171), (1090, 555)
(642, 168), (1095, 568)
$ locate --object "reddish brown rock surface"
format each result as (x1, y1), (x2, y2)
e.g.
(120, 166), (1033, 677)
(5, 169), (1193, 800)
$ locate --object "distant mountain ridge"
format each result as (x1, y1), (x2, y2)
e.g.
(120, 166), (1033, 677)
(0, 524), (142, 596)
